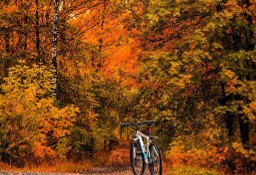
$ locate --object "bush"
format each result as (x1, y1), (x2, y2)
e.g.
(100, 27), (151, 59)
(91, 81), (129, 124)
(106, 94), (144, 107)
(166, 127), (228, 168)
(0, 62), (78, 166)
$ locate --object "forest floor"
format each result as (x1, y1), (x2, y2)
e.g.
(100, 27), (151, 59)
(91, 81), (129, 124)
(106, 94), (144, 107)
(0, 166), (168, 175)
(0, 164), (227, 175)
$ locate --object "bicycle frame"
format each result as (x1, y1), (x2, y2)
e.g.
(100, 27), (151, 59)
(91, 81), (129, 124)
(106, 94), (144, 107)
(120, 120), (156, 163)
(133, 129), (152, 164)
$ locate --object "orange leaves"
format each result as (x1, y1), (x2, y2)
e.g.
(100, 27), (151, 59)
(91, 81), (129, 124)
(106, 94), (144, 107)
(37, 98), (78, 141)
(2, 4), (18, 13)
(225, 0), (243, 13)
(33, 142), (56, 160)
(105, 147), (130, 167)
(167, 132), (228, 168)
(105, 40), (139, 75)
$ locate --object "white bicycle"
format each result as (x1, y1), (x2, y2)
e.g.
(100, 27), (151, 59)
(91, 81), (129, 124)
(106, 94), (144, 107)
(120, 120), (162, 175)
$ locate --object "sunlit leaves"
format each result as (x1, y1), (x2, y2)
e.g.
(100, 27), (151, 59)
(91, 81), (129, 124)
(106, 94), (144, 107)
(2, 61), (52, 97)
(0, 62), (78, 165)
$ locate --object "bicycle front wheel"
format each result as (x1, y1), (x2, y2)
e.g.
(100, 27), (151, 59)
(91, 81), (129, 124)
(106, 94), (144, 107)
(149, 142), (162, 175)
(130, 141), (146, 175)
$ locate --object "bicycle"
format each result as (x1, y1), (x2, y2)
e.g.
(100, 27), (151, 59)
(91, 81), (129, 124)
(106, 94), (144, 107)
(120, 120), (162, 175)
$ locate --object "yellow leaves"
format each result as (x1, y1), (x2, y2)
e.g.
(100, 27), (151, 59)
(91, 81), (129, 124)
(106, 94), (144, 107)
(212, 42), (223, 51)
(232, 142), (252, 159)
(243, 101), (256, 122)
(0, 63), (79, 164)
(36, 99), (78, 138)
(24, 86), (37, 102)
(168, 61), (181, 75)
(167, 132), (227, 167)
(2, 62), (52, 98)
(176, 74), (192, 89)
(220, 9), (233, 19)
(220, 68), (256, 122)
(220, 69), (238, 94)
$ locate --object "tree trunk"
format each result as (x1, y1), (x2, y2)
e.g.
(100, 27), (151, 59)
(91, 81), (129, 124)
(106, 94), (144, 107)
(98, 0), (107, 70)
(52, 0), (60, 100)
(239, 115), (249, 148)
(220, 83), (234, 138)
(35, 0), (41, 63)
(92, 0), (106, 71)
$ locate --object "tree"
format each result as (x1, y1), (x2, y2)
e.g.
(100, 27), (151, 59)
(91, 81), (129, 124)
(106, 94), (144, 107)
(123, 0), (256, 171)
(51, 0), (60, 100)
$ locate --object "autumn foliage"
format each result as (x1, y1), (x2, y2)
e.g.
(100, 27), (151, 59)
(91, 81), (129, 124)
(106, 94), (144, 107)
(0, 0), (256, 173)
(0, 62), (78, 166)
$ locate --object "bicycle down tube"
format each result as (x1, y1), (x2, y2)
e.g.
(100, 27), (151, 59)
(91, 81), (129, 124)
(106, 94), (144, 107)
(135, 130), (150, 163)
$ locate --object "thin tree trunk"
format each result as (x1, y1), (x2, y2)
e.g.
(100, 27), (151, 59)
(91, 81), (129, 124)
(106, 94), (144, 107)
(35, 0), (41, 63)
(220, 83), (234, 138)
(97, 0), (106, 71)
(239, 115), (249, 147)
(52, 0), (60, 100)
(91, 0), (107, 71)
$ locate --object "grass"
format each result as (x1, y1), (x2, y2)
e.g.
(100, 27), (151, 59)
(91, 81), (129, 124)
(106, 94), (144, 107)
(0, 155), (110, 173)
(166, 165), (224, 175)
(0, 161), (91, 173)
(0, 151), (111, 173)
(0, 151), (119, 173)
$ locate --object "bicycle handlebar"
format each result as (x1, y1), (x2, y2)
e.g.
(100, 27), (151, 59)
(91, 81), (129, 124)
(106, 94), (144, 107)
(120, 120), (156, 128)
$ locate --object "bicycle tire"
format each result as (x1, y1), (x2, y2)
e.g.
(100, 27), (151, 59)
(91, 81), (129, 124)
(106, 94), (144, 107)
(149, 142), (162, 175)
(130, 141), (146, 175)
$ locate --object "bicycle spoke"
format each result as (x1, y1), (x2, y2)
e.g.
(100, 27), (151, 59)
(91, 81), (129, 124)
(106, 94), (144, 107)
(149, 143), (162, 175)
(130, 142), (145, 175)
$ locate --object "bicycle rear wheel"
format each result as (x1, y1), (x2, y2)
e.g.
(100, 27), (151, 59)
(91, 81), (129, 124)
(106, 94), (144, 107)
(130, 141), (146, 175)
(149, 142), (162, 175)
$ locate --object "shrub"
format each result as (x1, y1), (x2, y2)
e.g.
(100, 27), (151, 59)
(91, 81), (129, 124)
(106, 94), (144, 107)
(0, 62), (78, 166)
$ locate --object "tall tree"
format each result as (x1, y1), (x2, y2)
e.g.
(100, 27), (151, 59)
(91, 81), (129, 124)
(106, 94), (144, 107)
(35, 0), (41, 63)
(52, 0), (60, 100)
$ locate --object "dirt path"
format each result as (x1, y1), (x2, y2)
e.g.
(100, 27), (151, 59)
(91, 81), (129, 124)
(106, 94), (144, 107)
(1, 167), (168, 175)
(82, 167), (131, 174)
(82, 166), (168, 175)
